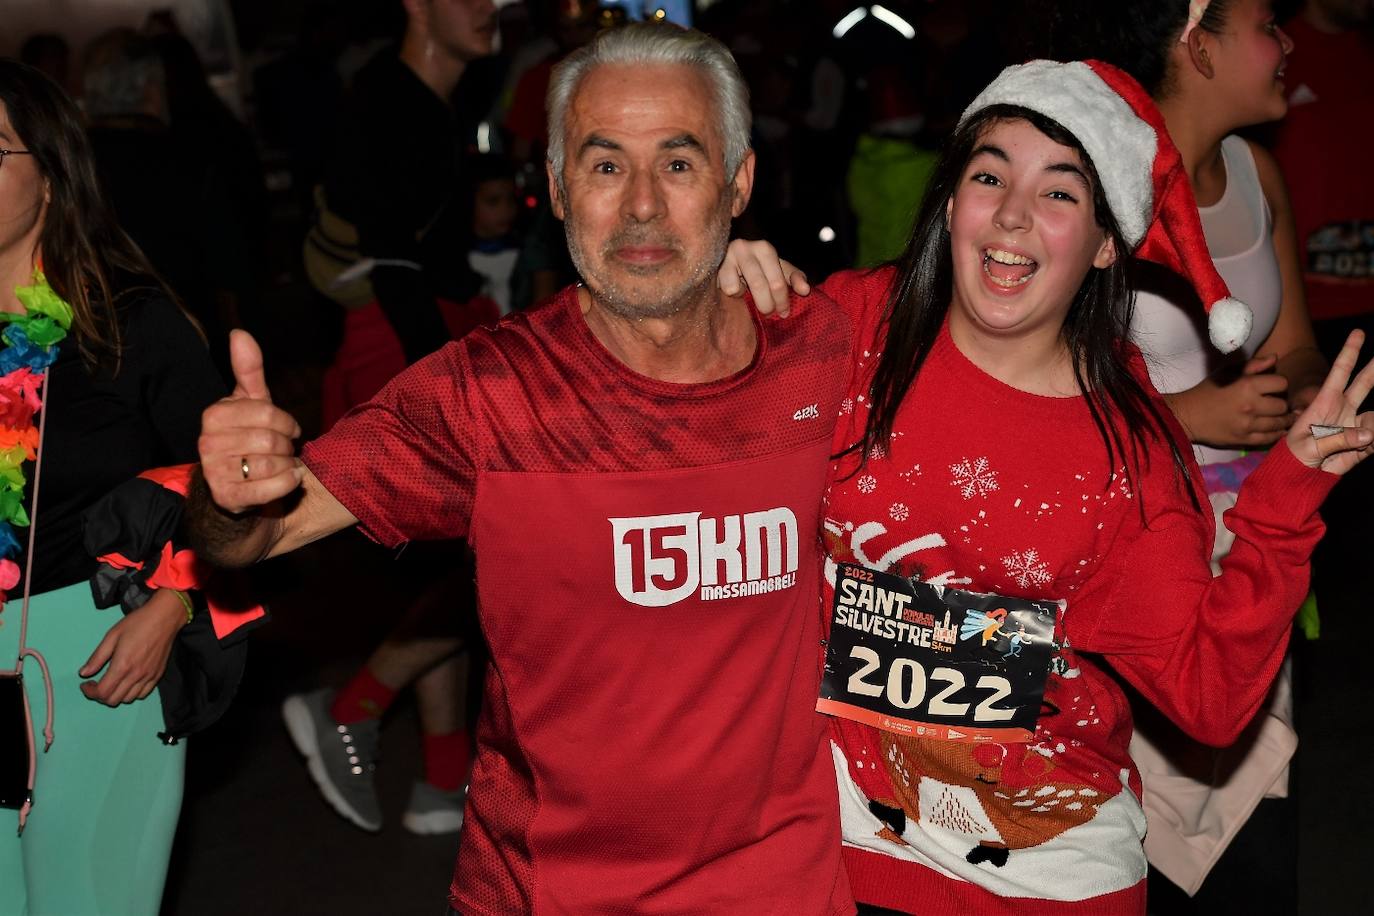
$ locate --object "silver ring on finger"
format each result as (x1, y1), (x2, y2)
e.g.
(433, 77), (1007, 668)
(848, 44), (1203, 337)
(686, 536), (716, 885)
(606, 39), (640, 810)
(241, 456), (251, 480)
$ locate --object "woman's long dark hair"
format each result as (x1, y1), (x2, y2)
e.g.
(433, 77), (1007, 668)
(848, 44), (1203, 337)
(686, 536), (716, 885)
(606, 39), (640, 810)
(854, 105), (1198, 508)
(0, 58), (180, 366)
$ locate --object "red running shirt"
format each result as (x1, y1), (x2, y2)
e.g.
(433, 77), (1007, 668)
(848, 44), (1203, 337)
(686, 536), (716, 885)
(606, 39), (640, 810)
(303, 287), (855, 915)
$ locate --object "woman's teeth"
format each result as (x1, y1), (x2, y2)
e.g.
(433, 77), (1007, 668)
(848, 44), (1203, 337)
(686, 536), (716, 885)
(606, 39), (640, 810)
(983, 248), (1037, 287)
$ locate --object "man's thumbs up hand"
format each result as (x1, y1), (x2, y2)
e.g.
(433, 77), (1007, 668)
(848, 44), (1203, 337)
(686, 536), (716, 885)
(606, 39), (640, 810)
(199, 330), (305, 515)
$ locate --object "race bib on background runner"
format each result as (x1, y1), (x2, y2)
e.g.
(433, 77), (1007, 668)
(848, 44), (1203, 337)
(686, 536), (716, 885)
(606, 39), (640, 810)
(818, 565), (1061, 743)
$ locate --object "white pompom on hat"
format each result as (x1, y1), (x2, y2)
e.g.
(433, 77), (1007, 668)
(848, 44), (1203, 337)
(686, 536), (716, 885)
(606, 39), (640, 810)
(960, 59), (1253, 353)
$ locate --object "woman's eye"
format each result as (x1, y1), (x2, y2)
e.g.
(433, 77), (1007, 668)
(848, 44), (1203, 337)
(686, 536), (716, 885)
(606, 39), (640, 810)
(971, 171), (1000, 186)
(1047, 189), (1079, 203)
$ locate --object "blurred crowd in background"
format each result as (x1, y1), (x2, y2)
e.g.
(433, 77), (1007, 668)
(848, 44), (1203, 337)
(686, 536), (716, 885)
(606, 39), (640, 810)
(2, 0), (1159, 412)
(9, 0), (1367, 406)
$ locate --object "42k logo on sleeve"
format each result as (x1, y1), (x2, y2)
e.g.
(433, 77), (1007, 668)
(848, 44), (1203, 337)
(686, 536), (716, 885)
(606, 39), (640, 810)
(610, 509), (801, 607)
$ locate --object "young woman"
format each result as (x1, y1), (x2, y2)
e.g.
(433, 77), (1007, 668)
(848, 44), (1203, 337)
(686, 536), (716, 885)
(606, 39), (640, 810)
(723, 59), (1371, 913)
(1040, 3), (1326, 906)
(1123, 0), (1324, 441)
(0, 60), (225, 912)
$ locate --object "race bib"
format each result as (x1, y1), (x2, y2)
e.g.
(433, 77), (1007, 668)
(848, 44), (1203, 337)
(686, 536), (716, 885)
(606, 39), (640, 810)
(817, 564), (1061, 743)
(1307, 219), (1374, 281)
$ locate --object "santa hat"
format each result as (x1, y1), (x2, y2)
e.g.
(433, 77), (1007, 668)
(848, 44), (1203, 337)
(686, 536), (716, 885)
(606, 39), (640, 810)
(959, 59), (1252, 353)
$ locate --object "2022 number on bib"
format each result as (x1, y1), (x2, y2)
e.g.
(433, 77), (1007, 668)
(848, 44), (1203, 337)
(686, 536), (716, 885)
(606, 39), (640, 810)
(817, 564), (1061, 743)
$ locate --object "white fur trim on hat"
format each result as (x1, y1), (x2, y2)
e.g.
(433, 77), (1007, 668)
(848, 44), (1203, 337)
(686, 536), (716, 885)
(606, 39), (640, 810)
(1208, 297), (1252, 354)
(959, 61), (1158, 247)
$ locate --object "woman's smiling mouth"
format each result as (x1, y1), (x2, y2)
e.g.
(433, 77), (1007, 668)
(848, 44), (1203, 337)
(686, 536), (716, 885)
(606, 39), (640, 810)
(983, 247), (1039, 288)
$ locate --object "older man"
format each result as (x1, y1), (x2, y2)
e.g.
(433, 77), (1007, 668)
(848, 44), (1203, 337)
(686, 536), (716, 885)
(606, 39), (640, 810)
(189, 23), (854, 915)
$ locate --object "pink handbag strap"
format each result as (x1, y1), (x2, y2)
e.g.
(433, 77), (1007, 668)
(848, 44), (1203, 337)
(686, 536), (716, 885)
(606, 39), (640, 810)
(14, 643), (49, 834)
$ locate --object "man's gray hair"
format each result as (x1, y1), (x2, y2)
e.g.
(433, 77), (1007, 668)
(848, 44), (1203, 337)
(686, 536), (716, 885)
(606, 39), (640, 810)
(546, 23), (751, 183)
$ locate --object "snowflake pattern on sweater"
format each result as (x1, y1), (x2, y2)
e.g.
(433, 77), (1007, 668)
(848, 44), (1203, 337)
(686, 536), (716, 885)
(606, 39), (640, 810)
(1001, 549), (1052, 589)
(950, 456), (1000, 500)
(818, 268), (1334, 914)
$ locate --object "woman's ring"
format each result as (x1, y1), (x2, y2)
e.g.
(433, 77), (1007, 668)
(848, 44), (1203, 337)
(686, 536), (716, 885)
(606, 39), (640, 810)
(241, 457), (251, 480)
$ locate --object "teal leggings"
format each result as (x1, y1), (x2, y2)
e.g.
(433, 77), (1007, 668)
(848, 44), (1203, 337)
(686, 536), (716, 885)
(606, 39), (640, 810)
(0, 582), (184, 915)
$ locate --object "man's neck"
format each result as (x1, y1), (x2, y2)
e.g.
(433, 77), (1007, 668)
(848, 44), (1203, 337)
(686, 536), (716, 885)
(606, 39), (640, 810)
(579, 287), (759, 384)
(399, 32), (467, 101)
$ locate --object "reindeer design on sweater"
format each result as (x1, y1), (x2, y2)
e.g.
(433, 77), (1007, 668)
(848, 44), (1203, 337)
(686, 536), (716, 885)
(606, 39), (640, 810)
(825, 515), (1125, 866)
(867, 730), (1120, 866)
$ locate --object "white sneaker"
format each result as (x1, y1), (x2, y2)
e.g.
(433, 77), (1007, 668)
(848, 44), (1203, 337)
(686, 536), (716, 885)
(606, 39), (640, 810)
(401, 780), (467, 835)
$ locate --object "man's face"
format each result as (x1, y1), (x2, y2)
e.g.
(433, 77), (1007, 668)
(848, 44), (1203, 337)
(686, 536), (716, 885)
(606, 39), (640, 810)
(550, 63), (754, 321)
(430, 0), (499, 62)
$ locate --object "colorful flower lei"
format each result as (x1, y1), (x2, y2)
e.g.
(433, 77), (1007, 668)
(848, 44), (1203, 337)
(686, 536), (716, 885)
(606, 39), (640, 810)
(0, 269), (72, 606)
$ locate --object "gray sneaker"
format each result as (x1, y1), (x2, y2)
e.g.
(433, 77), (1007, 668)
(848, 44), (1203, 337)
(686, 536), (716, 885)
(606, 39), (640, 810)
(281, 688), (383, 832)
(402, 780), (467, 835)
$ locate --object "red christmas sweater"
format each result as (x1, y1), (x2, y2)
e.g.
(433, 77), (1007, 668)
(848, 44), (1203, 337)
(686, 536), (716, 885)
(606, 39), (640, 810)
(817, 268), (1334, 914)
(302, 286), (855, 915)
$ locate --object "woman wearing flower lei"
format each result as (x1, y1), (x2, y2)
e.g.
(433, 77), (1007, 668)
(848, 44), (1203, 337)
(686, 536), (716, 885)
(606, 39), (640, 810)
(0, 59), (229, 913)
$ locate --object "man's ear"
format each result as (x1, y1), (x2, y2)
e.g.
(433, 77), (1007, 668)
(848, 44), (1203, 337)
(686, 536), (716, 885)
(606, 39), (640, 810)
(1093, 234), (1118, 270)
(547, 161), (566, 221)
(729, 149), (756, 218)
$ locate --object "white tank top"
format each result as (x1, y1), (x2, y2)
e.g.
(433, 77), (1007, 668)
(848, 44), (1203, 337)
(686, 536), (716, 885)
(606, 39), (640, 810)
(1129, 135), (1283, 465)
